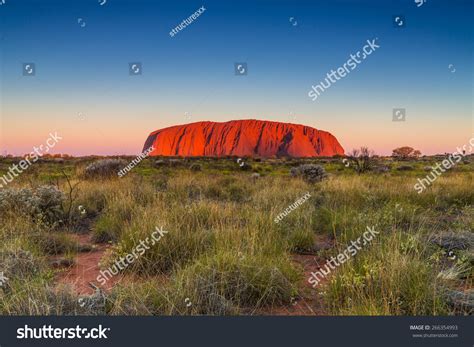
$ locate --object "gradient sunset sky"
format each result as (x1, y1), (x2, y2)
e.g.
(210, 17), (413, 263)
(0, 0), (472, 156)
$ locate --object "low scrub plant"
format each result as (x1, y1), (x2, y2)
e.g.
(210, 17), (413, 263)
(84, 159), (127, 179)
(290, 164), (327, 183)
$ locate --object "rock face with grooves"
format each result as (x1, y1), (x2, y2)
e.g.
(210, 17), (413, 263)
(143, 119), (344, 157)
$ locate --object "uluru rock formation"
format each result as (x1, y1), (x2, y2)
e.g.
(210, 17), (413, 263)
(143, 119), (344, 157)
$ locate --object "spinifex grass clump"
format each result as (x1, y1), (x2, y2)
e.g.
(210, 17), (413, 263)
(103, 202), (219, 275)
(1, 282), (105, 315)
(93, 197), (135, 243)
(324, 230), (448, 315)
(175, 252), (301, 313)
(84, 159), (127, 179)
(165, 252), (301, 314)
(108, 251), (302, 316)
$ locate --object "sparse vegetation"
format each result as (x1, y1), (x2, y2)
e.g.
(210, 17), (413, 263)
(0, 155), (472, 315)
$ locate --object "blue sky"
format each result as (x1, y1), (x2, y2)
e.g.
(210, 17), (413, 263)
(0, 0), (472, 155)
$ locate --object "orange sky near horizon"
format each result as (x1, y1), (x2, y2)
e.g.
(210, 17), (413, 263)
(2, 111), (472, 157)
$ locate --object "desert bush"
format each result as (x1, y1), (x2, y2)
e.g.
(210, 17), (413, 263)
(290, 164), (327, 183)
(0, 188), (31, 214)
(429, 231), (474, 251)
(396, 165), (414, 171)
(0, 249), (43, 282)
(392, 146), (422, 160)
(77, 288), (108, 315)
(443, 289), (474, 314)
(346, 147), (377, 174)
(35, 185), (66, 224)
(189, 163), (202, 172)
(373, 166), (390, 173)
(84, 159), (127, 179)
(0, 186), (65, 225)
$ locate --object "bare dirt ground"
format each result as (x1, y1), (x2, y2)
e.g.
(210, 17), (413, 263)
(53, 233), (118, 295)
